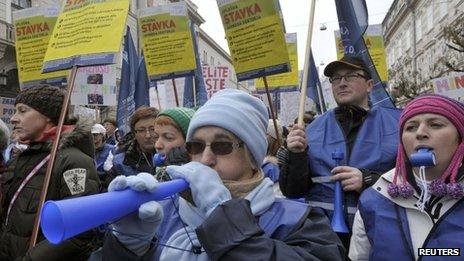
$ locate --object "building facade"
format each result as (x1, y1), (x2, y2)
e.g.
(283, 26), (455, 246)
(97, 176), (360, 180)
(0, 0), (27, 97)
(382, 0), (464, 103)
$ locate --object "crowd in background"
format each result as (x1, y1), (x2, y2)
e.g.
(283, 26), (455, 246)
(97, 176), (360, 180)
(0, 55), (463, 260)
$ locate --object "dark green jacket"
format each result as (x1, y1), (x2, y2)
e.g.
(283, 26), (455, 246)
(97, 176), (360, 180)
(0, 120), (100, 260)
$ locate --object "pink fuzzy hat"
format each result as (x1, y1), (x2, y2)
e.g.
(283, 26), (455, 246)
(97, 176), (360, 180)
(388, 94), (464, 199)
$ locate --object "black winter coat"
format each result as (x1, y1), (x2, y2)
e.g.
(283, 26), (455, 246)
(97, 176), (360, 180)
(0, 121), (100, 260)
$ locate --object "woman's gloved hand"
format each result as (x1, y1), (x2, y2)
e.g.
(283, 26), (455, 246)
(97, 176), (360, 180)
(108, 173), (164, 256)
(167, 162), (231, 216)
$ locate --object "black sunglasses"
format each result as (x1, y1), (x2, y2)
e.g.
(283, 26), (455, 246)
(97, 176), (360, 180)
(186, 141), (243, 155)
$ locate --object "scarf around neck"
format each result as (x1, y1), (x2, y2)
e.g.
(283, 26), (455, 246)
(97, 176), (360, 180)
(159, 177), (275, 261)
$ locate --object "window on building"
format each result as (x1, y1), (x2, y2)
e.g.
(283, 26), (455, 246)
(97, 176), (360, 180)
(202, 51), (208, 64)
(429, 48), (435, 66)
(426, 5), (433, 32)
(404, 28), (411, 50)
(415, 15), (422, 42)
(210, 56), (214, 67)
(421, 12), (427, 36)
(388, 51), (393, 69)
(12, 0), (31, 8)
(396, 39), (403, 59)
(439, 1), (448, 19)
(391, 43), (396, 64)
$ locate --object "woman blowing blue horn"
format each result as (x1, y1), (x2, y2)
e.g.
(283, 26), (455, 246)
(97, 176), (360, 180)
(94, 89), (345, 260)
(350, 95), (464, 260)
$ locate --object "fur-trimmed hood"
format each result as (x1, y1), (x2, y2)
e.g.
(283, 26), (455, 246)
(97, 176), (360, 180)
(58, 119), (95, 158)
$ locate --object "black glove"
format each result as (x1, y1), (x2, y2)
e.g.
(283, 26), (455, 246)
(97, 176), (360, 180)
(166, 146), (190, 166)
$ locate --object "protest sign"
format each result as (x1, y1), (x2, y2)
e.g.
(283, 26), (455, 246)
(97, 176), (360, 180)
(71, 64), (117, 106)
(255, 33), (298, 90)
(73, 105), (97, 121)
(202, 65), (230, 98)
(432, 72), (464, 102)
(217, 0), (290, 81)
(0, 97), (15, 129)
(335, 24), (388, 81)
(138, 2), (196, 81)
(43, 0), (129, 72)
(13, 6), (68, 88)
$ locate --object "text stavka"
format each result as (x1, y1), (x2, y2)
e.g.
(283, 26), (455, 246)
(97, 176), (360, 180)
(223, 3), (262, 24)
(16, 22), (50, 36)
(141, 20), (176, 32)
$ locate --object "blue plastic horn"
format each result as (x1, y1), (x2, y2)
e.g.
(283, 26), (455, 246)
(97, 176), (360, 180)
(331, 148), (349, 233)
(153, 153), (166, 167)
(410, 148), (436, 167)
(40, 179), (188, 244)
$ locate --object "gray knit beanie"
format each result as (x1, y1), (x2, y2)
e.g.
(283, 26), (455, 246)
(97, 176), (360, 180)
(15, 85), (65, 125)
(187, 89), (269, 165)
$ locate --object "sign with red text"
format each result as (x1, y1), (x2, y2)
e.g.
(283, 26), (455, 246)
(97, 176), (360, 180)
(217, 0), (290, 81)
(202, 66), (230, 98)
(42, 0), (129, 72)
(138, 2), (196, 81)
(71, 64), (117, 106)
(13, 6), (69, 88)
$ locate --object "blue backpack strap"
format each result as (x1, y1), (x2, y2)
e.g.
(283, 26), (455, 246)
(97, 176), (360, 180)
(259, 198), (309, 240)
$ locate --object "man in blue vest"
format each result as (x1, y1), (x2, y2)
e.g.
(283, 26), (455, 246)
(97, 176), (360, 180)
(279, 56), (401, 248)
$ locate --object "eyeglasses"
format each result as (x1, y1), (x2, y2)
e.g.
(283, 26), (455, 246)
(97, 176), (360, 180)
(186, 141), (243, 155)
(134, 128), (156, 135)
(329, 73), (367, 84)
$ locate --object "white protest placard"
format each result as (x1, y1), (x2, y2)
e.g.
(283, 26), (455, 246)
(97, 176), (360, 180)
(202, 66), (230, 98)
(71, 64), (118, 106)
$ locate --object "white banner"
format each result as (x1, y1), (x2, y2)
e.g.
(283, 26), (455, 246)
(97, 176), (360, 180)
(202, 66), (230, 99)
(71, 64), (118, 106)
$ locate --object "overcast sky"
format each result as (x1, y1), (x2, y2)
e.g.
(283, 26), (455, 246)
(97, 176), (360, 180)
(191, 0), (394, 70)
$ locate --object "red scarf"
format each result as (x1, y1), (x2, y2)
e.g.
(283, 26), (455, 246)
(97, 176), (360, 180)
(35, 125), (75, 142)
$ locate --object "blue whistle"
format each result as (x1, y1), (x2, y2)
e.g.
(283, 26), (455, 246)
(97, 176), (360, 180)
(331, 148), (349, 233)
(153, 153), (166, 167)
(331, 148), (344, 165)
(410, 148), (436, 167)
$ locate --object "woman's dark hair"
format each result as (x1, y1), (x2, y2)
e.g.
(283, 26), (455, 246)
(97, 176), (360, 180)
(129, 106), (159, 131)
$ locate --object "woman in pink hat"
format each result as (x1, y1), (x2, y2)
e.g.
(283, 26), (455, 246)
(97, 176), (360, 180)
(350, 94), (464, 260)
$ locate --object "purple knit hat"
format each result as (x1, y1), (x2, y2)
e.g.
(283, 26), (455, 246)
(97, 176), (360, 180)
(388, 94), (464, 199)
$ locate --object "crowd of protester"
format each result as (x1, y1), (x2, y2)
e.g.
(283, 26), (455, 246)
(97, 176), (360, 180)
(0, 56), (463, 260)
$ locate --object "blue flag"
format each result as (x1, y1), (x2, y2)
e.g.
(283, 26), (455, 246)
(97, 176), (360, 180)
(335, 0), (395, 108)
(116, 27), (138, 136)
(183, 22), (207, 108)
(135, 53), (150, 109)
(306, 50), (326, 114)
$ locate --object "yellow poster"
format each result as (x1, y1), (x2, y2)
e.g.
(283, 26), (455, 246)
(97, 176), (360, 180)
(217, 0), (290, 81)
(138, 2), (196, 81)
(335, 24), (388, 81)
(13, 6), (68, 87)
(43, 0), (129, 72)
(255, 33), (298, 89)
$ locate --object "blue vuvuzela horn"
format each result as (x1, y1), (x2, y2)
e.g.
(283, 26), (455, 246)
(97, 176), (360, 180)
(331, 149), (349, 233)
(40, 179), (189, 244)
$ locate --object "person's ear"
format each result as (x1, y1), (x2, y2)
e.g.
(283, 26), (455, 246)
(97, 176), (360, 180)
(366, 78), (374, 92)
